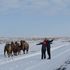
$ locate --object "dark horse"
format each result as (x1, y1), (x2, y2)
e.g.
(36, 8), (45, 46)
(11, 41), (19, 56)
(4, 43), (13, 57)
(20, 40), (29, 54)
(15, 41), (21, 55)
(4, 41), (19, 57)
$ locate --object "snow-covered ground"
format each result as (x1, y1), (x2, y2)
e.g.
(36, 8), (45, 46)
(0, 40), (70, 70)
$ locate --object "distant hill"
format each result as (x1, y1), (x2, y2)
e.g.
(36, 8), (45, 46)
(0, 36), (70, 44)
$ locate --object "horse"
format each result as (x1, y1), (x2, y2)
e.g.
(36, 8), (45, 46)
(4, 43), (13, 57)
(20, 40), (29, 54)
(15, 41), (21, 55)
(11, 41), (18, 56)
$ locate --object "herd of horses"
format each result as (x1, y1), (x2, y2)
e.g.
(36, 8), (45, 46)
(4, 40), (29, 57)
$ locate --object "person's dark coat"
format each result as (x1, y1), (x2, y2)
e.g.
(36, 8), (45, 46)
(46, 39), (53, 59)
(36, 41), (48, 59)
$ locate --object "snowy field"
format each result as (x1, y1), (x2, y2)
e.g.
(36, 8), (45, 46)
(0, 39), (70, 70)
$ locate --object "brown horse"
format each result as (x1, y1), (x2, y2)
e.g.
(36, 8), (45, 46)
(4, 43), (13, 57)
(15, 41), (21, 55)
(11, 41), (18, 56)
(20, 40), (29, 54)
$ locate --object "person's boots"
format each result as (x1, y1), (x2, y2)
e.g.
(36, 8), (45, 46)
(47, 56), (51, 59)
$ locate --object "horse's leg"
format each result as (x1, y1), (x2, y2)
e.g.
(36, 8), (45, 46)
(26, 49), (28, 54)
(10, 51), (13, 57)
(18, 50), (21, 55)
(17, 47), (21, 55)
(12, 51), (13, 56)
(14, 51), (18, 56)
(23, 48), (25, 54)
(4, 49), (6, 57)
(26, 46), (29, 54)
(14, 52), (17, 56)
(7, 52), (10, 57)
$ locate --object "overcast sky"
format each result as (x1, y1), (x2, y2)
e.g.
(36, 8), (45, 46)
(0, 0), (70, 37)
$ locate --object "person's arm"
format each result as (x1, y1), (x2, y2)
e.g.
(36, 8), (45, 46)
(49, 39), (54, 44)
(50, 39), (54, 42)
(36, 42), (43, 45)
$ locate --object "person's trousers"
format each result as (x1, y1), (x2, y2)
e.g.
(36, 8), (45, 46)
(47, 47), (51, 59)
(41, 49), (46, 59)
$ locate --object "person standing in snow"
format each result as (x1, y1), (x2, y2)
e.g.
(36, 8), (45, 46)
(36, 39), (48, 59)
(46, 39), (53, 59)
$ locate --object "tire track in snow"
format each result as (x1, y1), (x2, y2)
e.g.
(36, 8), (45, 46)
(0, 43), (70, 66)
(25, 44), (70, 70)
(25, 48), (70, 70)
